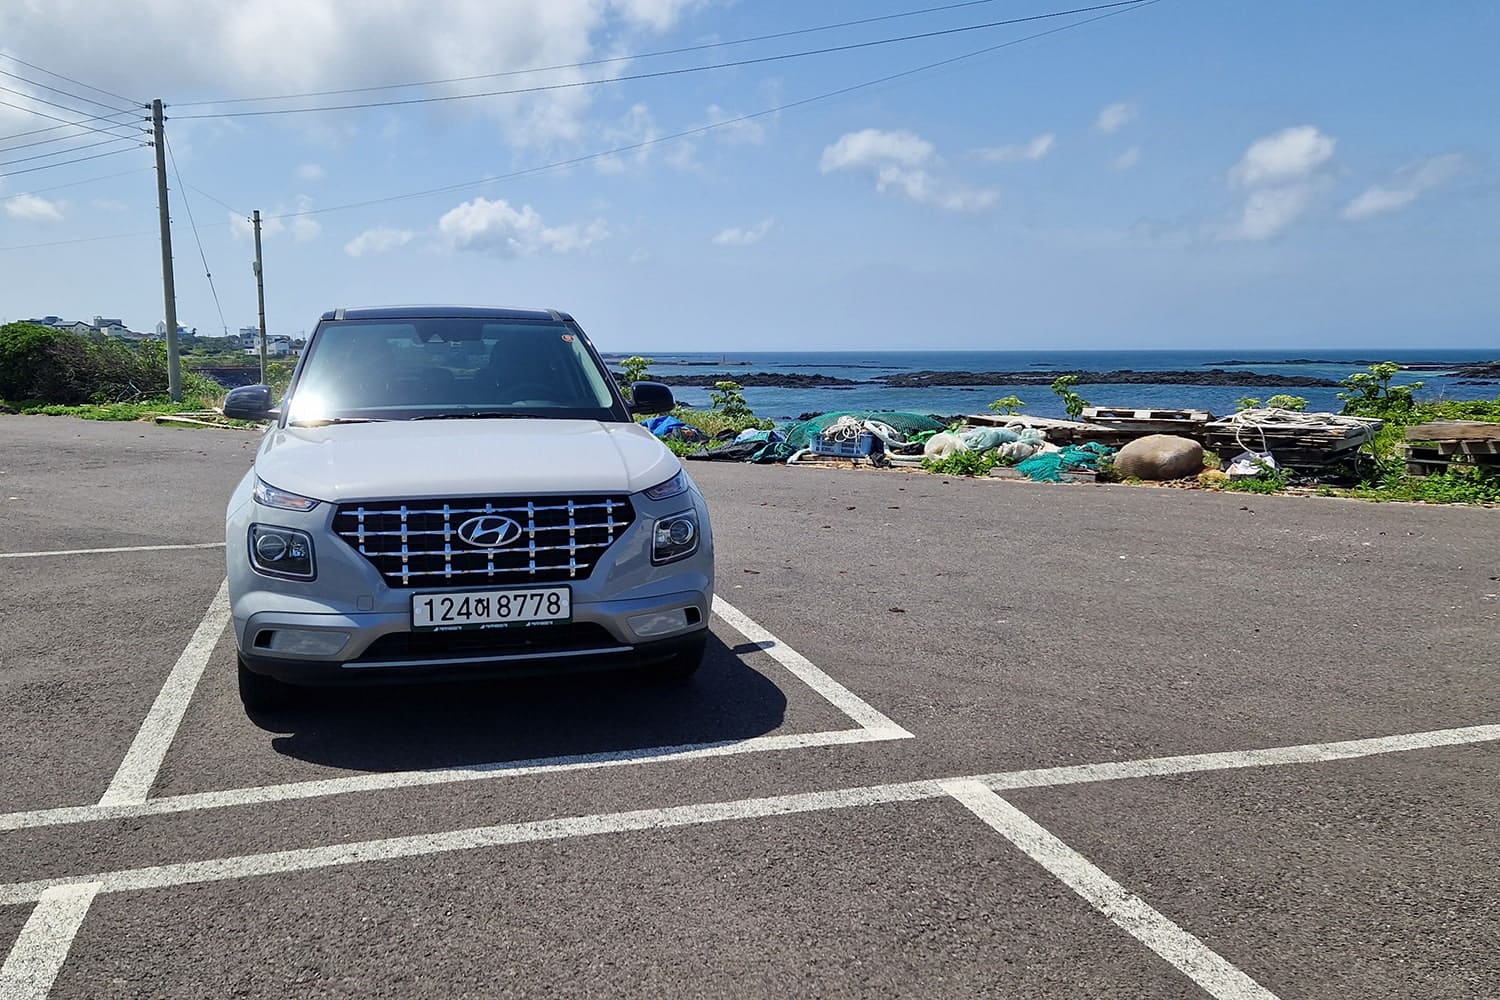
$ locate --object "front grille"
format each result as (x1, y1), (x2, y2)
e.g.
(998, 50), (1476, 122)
(354, 623), (619, 663)
(334, 495), (635, 587)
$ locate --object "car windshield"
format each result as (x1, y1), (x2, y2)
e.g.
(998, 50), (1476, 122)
(284, 318), (622, 423)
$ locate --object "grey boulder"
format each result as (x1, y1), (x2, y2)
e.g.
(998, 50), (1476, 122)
(1112, 434), (1204, 480)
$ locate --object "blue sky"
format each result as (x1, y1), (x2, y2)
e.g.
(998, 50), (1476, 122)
(1, 0), (1495, 351)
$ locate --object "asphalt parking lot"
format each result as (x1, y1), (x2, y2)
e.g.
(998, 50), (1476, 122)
(2, 414), (1497, 999)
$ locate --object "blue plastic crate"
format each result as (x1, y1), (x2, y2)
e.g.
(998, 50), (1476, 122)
(810, 431), (880, 457)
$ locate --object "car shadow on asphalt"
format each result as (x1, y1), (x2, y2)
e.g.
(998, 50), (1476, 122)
(250, 634), (790, 773)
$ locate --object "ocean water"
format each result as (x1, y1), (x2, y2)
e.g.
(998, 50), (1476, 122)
(609, 349), (1499, 420)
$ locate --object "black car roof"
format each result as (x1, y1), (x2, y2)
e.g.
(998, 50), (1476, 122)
(319, 306), (574, 323)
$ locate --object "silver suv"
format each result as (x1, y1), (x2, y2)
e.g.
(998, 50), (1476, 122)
(222, 307), (713, 712)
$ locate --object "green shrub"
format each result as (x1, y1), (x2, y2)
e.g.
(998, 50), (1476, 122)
(923, 449), (1001, 477)
(1050, 375), (1088, 420)
(708, 380), (755, 422)
(1338, 362), (1422, 421)
(0, 322), (220, 405)
(987, 395), (1025, 415)
(1265, 394), (1308, 411)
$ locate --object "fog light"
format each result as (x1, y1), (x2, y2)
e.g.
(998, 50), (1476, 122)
(248, 524), (316, 580)
(263, 629), (348, 656)
(652, 511), (699, 564)
(629, 609), (691, 639)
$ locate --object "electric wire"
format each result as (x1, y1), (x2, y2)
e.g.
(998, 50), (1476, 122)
(0, 52), (143, 107)
(171, 0), (1031, 107)
(0, 68), (134, 115)
(0, 134), (139, 169)
(0, 84), (145, 136)
(182, 181), (247, 217)
(172, 1), (1149, 119)
(164, 134), (232, 337)
(0, 144), (147, 179)
(261, 1), (1156, 224)
(0, 230), (156, 252)
(0, 97), (146, 143)
(1, 166), (152, 199)
(0, 107), (143, 143)
(0, 115), (149, 154)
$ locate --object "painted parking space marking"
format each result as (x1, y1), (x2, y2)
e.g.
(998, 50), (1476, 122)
(944, 780), (1281, 1000)
(3, 720), (1498, 905)
(97, 579), (230, 807)
(0, 543), (224, 560)
(0, 595), (910, 833)
(0, 883), (100, 1000)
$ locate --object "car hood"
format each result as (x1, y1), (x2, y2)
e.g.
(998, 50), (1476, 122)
(254, 419), (680, 503)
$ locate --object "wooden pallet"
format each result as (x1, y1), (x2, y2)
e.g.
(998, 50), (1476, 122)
(1404, 421), (1500, 443)
(1079, 407), (1213, 438)
(1404, 445), (1500, 477)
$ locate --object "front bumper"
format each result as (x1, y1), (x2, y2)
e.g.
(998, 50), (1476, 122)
(226, 472), (715, 686)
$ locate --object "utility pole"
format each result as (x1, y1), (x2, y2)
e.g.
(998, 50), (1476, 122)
(150, 98), (181, 401)
(252, 210), (268, 385)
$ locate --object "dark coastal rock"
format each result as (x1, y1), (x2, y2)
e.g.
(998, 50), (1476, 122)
(876, 369), (1339, 388)
(612, 371), (861, 388)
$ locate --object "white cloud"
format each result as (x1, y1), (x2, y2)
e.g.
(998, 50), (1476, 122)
(594, 103), (659, 174)
(977, 133), (1055, 163)
(1220, 126), (1337, 241)
(4, 193), (65, 222)
(0, 1), (703, 148)
(1229, 126), (1336, 188)
(820, 129), (934, 173)
(712, 218), (774, 246)
(1111, 146), (1141, 171)
(438, 196), (608, 256)
(820, 128), (996, 212)
(344, 227), (415, 257)
(628, 247), (651, 264)
(297, 163), (326, 182)
(1095, 101), (1136, 134)
(1343, 153), (1468, 221)
(1227, 185), (1317, 242)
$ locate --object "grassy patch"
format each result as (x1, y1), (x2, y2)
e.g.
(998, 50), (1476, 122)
(669, 407), (773, 438)
(922, 449), (1003, 477)
(11, 397), (213, 420)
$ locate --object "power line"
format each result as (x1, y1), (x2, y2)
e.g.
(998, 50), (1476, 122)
(165, 135), (232, 338)
(0, 52), (142, 107)
(0, 83), (144, 134)
(0, 134), (138, 169)
(172, 0), (1024, 108)
(0, 113), (146, 153)
(2, 166), (152, 199)
(173, 1), (1150, 120)
(0, 96), (146, 143)
(0, 107), (141, 143)
(263, 1), (1157, 224)
(183, 181), (246, 218)
(0, 68), (133, 115)
(0, 144), (146, 179)
(0, 230), (156, 252)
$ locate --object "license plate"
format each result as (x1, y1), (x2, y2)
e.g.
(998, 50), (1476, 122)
(412, 587), (571, 630)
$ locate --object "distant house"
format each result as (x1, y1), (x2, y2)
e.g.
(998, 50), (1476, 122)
(239, 326), (261, 350)
(59, 321), (95, 336)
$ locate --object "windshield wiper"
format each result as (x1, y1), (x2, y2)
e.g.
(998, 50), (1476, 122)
(288, 417), (388, 426)
(411, 411), (547, 420)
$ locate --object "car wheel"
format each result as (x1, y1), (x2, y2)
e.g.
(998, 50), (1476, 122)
(644, 635), (708, 683)
(237, 657), (296, 712)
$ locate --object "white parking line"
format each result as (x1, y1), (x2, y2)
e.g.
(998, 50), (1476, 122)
(0, 883), (100, 1000)
(0, 593), (910, 832)
(712, 597), (912, 738)
(96, 580), (230, 806)
(3, 721), (1498, 905)
(944, 780), (1281, 1000)
(0, 543), (224, 560)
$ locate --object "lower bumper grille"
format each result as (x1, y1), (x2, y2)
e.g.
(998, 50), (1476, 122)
(334, 495), (635, 588)
(353, 623), (619, 663)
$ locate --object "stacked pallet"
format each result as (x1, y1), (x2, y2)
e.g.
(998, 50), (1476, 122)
(1203, 411), (1382, 468)
(1404, 421), (1500, 477)
(1081, 406), (1214, 436)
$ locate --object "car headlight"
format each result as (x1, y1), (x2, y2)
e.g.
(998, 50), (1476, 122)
(643, 469), (688, 502)
(652, 510), (699, 564)
(248, 524), (316, 580)
(253, 476), (321, 512)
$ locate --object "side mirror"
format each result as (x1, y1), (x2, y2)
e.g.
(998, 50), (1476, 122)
(629, 380), (675, 416)
(223, 384), (279, 421)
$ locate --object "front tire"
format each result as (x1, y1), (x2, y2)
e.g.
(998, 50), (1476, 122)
(238, 656), (296, 712)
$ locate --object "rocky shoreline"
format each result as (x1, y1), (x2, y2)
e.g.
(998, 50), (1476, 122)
(623, 369), (1341, 389)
